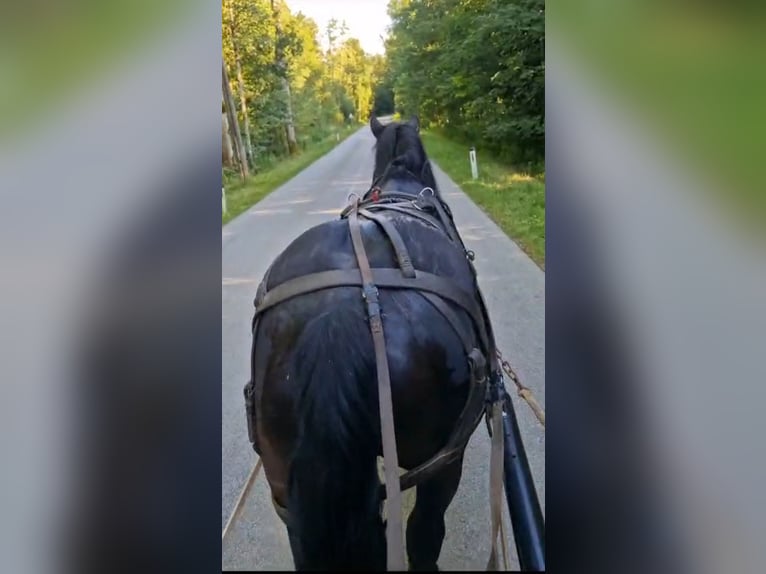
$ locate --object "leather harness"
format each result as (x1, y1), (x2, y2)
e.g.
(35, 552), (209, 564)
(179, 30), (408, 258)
(244, 184), (509, 570)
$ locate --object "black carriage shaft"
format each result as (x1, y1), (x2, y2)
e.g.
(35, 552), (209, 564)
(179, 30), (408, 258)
(501, 390), (545, 571)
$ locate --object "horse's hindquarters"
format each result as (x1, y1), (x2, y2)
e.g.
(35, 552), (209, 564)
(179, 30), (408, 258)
(253, 287), (477, 483)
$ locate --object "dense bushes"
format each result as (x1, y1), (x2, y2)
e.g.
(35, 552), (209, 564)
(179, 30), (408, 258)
(384, 0), (544, 165)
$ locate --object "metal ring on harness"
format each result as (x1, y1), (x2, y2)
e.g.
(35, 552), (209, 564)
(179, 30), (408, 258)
(347, 192), (360, 205)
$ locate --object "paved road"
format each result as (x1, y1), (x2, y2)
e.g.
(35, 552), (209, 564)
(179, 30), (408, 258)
(222, 125), (545, 570)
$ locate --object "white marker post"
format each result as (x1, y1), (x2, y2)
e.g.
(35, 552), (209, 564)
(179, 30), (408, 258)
(469, 146), (479, 180)
(222, 186), (227, 215)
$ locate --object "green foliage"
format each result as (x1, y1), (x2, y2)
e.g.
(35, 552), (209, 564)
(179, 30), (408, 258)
(373, 84), (395, 116)
(222, 0), (380, 170)
(338, 92), (356, 120)
(385, 0), (545, 163)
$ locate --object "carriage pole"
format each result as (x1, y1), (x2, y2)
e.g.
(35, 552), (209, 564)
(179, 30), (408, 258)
(501, 389), (545, 571)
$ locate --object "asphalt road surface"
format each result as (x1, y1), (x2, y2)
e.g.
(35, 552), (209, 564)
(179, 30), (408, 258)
(221, 124), (545, 570)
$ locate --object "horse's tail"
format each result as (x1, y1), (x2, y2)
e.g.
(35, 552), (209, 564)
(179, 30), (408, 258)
(287, 305), (386, 570)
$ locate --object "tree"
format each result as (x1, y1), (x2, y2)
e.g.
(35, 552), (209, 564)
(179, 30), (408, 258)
(222, 61), (248, 180)
(384, 0), (545, 163)
(224, 0), (255, 169)
(272, 0), (298, 154)
(221, 0), (382, 172)
(222, 105), (234, 166)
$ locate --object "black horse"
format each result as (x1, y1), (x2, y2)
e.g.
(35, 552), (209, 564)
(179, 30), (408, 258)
(246, 116), (493, 570)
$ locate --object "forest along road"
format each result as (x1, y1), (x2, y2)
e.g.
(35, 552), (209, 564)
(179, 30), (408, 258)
(221, 124), (545, 570)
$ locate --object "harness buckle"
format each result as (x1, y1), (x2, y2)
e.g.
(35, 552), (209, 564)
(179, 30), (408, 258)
(468, 348), (487, 385)
(362, 283), (381, 319)
(487, 369), (505, 404)
(484, 368), (507, 436)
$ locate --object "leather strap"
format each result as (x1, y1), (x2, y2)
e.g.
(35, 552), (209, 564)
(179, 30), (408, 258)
(418, 292), (473, 354)
(358, 208), (416, 278)
(430, 196), (462, 245)
(364, 202), (444, 232)
(254, 268), (485, 335)
(486, 400), (507, 571)
(348, 203), (407, 571)
(379, 346), (487, 500)
(472, 276), (502, 375)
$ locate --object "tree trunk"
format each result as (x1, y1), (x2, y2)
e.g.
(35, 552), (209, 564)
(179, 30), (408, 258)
(222, 112), (234, 167)
(222, 60), (248, 180)
(227, 1), (254, 169)
(235, 57), (255, 168)
(271, 0), (298, 155)
(283, 81), (297, 153)
(275, 125), (288, 158)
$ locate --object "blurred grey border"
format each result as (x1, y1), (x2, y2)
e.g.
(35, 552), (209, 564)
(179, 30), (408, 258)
(547, 30), (766, 574)
(1, 2), (764, 573)
(0, 3), (221, 574)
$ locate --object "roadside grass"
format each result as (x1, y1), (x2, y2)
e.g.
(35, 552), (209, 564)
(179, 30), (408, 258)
(421, 130), (545, 268)
(222, 125), (358, 225)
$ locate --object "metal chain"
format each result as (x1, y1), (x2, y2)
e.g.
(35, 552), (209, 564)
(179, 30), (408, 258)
(496, 349), (546, 428)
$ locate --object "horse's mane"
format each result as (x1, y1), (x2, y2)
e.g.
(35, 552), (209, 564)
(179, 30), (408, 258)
(373, 122), (437, 191)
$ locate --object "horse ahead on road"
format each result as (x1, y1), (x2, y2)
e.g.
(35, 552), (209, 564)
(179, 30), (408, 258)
(244, 116), (504, 571)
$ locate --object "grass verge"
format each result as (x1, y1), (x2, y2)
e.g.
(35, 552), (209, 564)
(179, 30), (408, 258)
(222, 125), (358, 225)
(421, 130), (545, 268)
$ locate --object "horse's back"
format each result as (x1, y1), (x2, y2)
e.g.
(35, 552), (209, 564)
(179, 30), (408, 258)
(267, 213), (475, 292)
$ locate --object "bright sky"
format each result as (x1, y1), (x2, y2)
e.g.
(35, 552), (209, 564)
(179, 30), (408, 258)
(284, 0), (391, 55)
